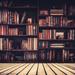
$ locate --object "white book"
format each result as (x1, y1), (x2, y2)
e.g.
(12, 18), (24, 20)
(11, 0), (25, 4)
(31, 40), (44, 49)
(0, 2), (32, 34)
(21, 12), (26, 24)
(16, 12), (19, 24)
(0, 38), (3, 50)
(34, 38), (37, 50)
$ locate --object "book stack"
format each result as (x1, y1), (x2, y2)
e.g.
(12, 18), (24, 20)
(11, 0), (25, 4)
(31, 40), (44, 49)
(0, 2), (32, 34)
(50, 43), (64, 48)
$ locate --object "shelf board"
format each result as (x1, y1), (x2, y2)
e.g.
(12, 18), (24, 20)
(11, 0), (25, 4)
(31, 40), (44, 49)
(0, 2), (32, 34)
(8, 24), (26, 28)
(39, 48), (75, 50)
(0, 6), (37, 11)
(39, 39), (75, 42)
(39, 26), (75, 29)
(0, 23), (26, 26)
(0, 35), (37, 38)
(0, 50), (37, 52)
(0, 48), (75, 52)
(0, 23), (36, 28)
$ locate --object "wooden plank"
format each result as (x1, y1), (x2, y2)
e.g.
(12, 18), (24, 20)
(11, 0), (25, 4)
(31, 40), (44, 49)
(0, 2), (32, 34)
(0, 63), (75, 75)
(9, 64), (29, 75)
(43, 64), (55, 75)
(38, 63), (45, 75)
(62, 64), (75, 70)
(28, 64), (38, 75)
(1, 64), (24, 75)
(48, 64), (65, 75)
(53, 64), (74, 75)
(18, 64), (34, 75)
(57, 64), (75, 74)
(0, 64), (19, 73)
(59, 63), (75, 68)
(0, 63), (15, 70)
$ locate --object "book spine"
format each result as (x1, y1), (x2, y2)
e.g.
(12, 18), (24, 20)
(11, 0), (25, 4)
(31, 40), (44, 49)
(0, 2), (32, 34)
(0, 11), (2, 23)
(34, 38), (37, 50)
(0, 38), (3, 50)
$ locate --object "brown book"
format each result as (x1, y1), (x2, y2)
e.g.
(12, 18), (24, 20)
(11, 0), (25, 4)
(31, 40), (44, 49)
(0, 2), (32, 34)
(50, 9), (64, 15)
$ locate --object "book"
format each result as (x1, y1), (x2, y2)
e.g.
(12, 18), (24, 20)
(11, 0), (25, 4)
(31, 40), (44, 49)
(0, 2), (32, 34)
(2, 38), (8, 50)
(0, 11), (2, 23)
(69, 30), (75, 40)
(9, 28), (18, 35)
(21, 12), (26, 24)
(0, 25), (7, 35)
(26, 25), (32, 35)
(50, 9), (64, 16)
(0, 38), (8, 50)
(21, 40), (28, 50)
(2, 10), (8, 24)
(33, 38), (37, 50)
(26, 25), (37, 35)
(27, 18), (33, 25)
(4, 11), (19, 24)
(8, 40), (13, 50)
(39, 29), (56, 39)
(40, 10), (48, 15)
(39, 18), (47, 26)
(50, 43), (64, 48)
(0, 38), (3, 50)
(33, 25), (37, 35)
(14, 11), (19, 24)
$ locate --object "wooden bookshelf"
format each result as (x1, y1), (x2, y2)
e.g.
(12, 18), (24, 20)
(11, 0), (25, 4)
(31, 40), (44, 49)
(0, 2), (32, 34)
(0, 0), (75, 63)
(39, 39), (75, 42)
(39, 26), (75, 29)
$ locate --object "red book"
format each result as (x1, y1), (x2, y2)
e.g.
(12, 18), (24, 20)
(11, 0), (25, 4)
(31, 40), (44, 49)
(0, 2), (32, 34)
(0, 25), (7, 35)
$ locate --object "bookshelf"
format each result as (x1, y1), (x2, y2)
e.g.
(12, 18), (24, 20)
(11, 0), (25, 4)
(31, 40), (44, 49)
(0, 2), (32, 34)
(38, 0), (75, 63)
(0, 0), (38, 63)
(0, 0), (75, 63)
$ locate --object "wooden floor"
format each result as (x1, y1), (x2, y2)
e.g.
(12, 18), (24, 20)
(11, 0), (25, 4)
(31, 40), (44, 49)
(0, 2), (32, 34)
(0, 63), (75, 75)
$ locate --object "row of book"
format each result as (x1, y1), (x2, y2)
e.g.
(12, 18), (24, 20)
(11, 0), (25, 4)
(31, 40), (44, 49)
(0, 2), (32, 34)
(0, 25), (37, 35)
(26, 25), (37, 35)
(0, 10), (36, 25)
(39, 41), (64, 49)
(0, 49), (74, 62)
(21, 38), (37, 50)
(39, 30), (56, 39)
(0, 10), (19, 24)
(0, 38), (37, 50)
(39, 9), (75, 27)
(67, 29), (75, 40)
(1, 37), (74, 50)
(39, 29), (75, 40)
(9, 25), (37, 35)
(39, 9), (67, 27)
(39, 9), (64, 16)
(24, 52), (37, 61)
(39, 16), (67, 27)
(0, 25), (7, 35)
(39, 50), (62, 62)
(39, 41), (75, 49)
(0, 52), (37, 62)
(39, 49), (75, 62)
